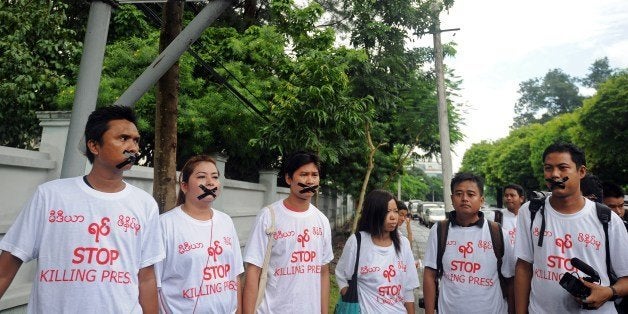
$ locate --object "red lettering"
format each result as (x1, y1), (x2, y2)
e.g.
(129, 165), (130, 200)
(547, 255), (575, 271)
(203, 264), (231, 280)
(450, 260), (481, 273)
(72, 247), (120, 265)
(468, 276), (494, 287)
(307, 265), (322, 273)
(378, 284), (401, 296)
(290, 251), (316, 262)
(101, 270), (131, 284)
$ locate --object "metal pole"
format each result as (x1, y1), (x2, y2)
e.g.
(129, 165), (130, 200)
(60, 1), (112, 178)
(115, 0), (231, 107)
(433, 13), (454, 211)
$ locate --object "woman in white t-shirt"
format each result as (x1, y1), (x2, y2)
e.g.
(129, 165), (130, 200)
(336, 189), (420, 313)
(156, 155), (244, 314)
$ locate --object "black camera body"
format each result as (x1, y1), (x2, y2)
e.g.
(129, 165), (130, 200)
(560, 272), (591, 298)
(560, 257), (601, 310)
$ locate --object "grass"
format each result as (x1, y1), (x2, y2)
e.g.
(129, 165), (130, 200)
(329, 274), (340, 312)
(329, 223), (352, 312)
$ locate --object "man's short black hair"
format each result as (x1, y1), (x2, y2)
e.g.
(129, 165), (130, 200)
(542, 141), (586, 168)
(451, 172), (484, 196)
(581, 173), (604, 201)
(602, 181), (625, 198)
(84, 105), (137, 163)
(397, 200), (408, 211)
(282, 151), (321, 179)
(504, 183), (525, 198)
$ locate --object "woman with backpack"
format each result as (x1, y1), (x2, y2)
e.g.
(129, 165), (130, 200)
(335, 189), (419, 313)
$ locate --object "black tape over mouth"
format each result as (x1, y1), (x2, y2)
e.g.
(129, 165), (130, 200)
(115, 151), (139, 169)
(546, 177), (569, 190)
(297, 182), (319, 194)
(197, 185), (218, 200)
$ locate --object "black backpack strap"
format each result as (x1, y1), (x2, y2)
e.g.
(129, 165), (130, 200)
(488, 220), (507, 298)
(436, 219), (450, 278)
(528, 198), (546, 247)
(352, 232), (362, 277)
(594, 203), (616, 284)
(494, 210), (503, 225)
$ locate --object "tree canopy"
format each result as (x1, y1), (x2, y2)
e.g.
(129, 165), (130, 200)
(513, 68), (582, 128)
(462, 66), (628, 200)
(0, 1), (81, 148)
(4, 0), (466, 203)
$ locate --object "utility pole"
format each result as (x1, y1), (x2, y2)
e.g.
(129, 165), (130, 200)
(431, 3), (459, 211)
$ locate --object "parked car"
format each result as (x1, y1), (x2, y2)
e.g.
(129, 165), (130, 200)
(420, 203), (440, 225)
(408, 199), (423, 220)
(425, 207), (447, 228)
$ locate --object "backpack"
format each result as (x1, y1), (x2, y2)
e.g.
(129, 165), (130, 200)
(494, 209), (504, 225)
(528, 195), (619, 288)
(435, 218), (507, 298)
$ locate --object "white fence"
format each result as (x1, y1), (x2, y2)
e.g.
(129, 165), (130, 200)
(0, 111), (355, 312)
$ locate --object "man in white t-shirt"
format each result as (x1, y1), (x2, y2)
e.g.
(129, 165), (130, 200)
(499, 183), (524, 314)
(514, 141), (628, 313)
(423, 172), (513, 314)
(0, 106), (165, 313)
(242, 151), (333, 314)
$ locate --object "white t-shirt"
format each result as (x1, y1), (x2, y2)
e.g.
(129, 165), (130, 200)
(424, 219), (512, 314)
(514, 198), (628, 313)
(335, 232), (419, 313)
(500, 209), (518, 273)
(0, 177), (165, 314)
(155, 206), (244, 314)
(243, 200), (333, 314)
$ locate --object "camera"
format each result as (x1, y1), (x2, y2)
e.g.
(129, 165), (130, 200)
(560, 272), (591, 298)
(559, 257), (601, 310)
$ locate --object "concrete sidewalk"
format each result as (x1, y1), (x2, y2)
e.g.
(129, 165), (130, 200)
(402, 219), (431, 314)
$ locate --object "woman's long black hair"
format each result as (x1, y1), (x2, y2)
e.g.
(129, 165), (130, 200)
(357, 189), (401, 254)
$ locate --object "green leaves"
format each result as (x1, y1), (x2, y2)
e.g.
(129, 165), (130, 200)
(513, 68), (583, 128)
(462, 70), (628, 197)
(0, 0), (80, 148)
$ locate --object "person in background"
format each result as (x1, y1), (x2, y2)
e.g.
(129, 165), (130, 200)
(602, 181), (626, 224)
(500, 183), (525, 314)
(156, 155), (243, 313)
(0, 105), (164, 313)
(242, 151), (333, 314)
(397, 200), (414, 248)
(581, 173), (604, 202)
(336, 189), (419, 313)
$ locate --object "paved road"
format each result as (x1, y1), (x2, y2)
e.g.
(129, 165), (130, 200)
(402, 218), (431, 314)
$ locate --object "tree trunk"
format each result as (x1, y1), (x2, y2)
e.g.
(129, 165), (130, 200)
(351, 121), (387, 233)
(153, 0), (183, 214)
(243, 0), (257, 28)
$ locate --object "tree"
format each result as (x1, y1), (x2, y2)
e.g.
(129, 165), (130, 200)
(153, 1), (184, 213)
(513, 69), (583, 127)
(581, 57), (614, 90)
(0, 1), (81, 148)
(578, 71), (628, 185)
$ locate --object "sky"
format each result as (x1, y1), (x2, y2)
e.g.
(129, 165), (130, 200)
(425, 0), (628, 171)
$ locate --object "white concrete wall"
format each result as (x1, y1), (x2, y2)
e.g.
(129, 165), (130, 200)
(0, 111), (355, 312)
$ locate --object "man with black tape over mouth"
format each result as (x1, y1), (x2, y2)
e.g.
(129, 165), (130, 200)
(514, 141), (628, 313)
(0, 105), (164, 313)
(242, 151), (333, 314)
